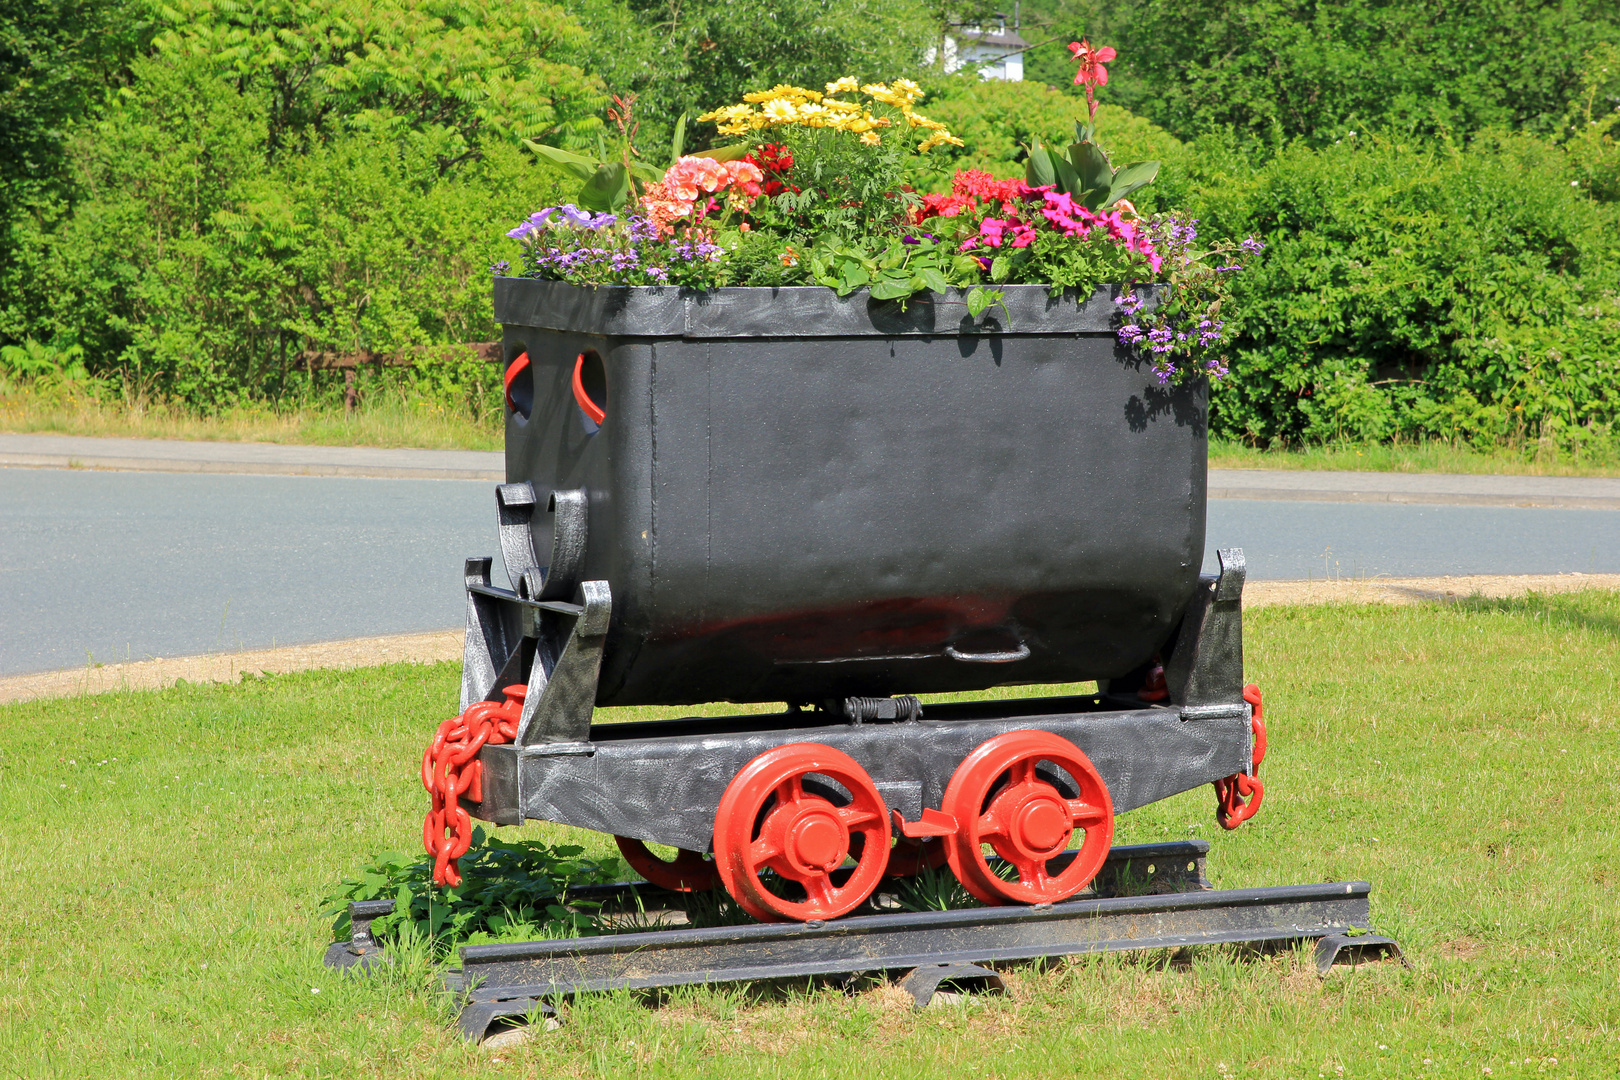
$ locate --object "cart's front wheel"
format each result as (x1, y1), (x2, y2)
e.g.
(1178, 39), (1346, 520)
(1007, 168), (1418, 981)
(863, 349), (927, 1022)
(941, 730), (1114, 905)
(713, 743), (890, 922)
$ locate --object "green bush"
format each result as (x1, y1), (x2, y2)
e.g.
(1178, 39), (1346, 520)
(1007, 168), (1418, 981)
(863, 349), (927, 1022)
(1028, 0), (1620, 146)
(327, 829), (624, 953)
(7, 51), (568, 406)
(1193, 130), (1620, 449)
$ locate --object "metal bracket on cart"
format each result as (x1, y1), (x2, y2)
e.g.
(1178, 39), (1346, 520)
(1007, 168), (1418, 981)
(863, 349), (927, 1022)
(460, 485), (612, 749)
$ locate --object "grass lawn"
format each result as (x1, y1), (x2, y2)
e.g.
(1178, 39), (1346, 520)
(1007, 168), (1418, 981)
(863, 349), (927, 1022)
(1207, 439), (1620, 478)
(2, 591), (1618, 1077)
(0, 386), (503, 452)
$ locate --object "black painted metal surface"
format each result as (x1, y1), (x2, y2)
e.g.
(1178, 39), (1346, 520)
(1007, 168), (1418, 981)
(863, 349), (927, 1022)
(493, 279), (1208, 707)
(470, 693), (1252, 851)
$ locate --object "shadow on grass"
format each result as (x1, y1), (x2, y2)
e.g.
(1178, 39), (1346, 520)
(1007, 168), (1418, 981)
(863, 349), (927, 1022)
(1447, 589), (1620, 642)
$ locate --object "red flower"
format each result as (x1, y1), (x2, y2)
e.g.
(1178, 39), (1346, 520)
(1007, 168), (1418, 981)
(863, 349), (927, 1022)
(1069, 39), (1116, 88)
(743, 143), (798, 197)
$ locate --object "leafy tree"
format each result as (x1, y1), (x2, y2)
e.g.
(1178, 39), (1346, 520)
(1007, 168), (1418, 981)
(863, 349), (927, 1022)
(152, 0), (608, 167)
(1018, 0), (1620, 145)
(557, 0), (938, 151)
(0, 0), (146, 199)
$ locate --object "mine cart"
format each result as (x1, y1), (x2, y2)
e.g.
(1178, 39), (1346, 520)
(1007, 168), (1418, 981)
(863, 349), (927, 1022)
(421, 279), (1267, 923)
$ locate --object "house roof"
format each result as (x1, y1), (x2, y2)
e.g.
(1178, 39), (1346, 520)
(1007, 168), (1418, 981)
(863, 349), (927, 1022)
(954, 25), (1032, 50)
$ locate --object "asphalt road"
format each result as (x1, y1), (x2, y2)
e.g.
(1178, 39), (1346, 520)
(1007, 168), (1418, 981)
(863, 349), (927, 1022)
(4, 467), (1618, 676)
(2, 470), (509, 676)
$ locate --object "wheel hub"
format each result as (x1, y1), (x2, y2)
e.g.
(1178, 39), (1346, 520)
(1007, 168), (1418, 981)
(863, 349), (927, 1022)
(992, 784), (1072, 860)
(778, 805), (848, 875)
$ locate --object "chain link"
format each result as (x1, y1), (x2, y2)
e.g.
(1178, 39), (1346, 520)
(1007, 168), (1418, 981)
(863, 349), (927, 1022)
(1213, 683), (1267, 830)
(422, 685), (525, 886)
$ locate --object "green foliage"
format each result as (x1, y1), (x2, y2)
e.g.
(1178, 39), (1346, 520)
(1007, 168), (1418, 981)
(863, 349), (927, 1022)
(327, 828), (623, 952)
(1039, 0), (1620, 146)
(914, 77), (1186, 199)
(152, 0), (607, 166)
(561, 0), (937, 153)
(1195, 129), (1620, 449)
(0, 0), (147, 199)
(1024, 121), (1158, 210)
(8, 51), (568, 405)
(804, 235), (984, 306)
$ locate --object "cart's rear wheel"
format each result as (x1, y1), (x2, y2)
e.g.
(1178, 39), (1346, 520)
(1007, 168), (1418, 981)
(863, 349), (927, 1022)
(941, 730), (1114, 905)
(713, 743), (890, 922)
(614, 837), (721, 892)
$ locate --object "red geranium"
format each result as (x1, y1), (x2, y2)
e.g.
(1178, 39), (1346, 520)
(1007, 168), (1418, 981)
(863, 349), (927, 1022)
(743, 143), (799, 197)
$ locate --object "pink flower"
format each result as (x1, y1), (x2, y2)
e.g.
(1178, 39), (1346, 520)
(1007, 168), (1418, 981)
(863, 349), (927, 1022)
(641, 157), (768, 234)
(1069, 39), (1116, 88)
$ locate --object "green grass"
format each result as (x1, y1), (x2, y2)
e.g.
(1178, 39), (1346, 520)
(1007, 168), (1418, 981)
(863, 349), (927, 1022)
(3, 592), (1619, 1076)
(0, 382), (503, 451)
(1209, 437), (1620, 478)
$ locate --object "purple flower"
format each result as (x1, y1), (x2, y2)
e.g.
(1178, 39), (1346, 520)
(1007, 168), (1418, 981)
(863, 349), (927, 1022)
(489, 260), (511, 275)
(1115, 291), (1144, 315)
(1117, 323), (1145, 345)
(1240, 235), (1265, 256)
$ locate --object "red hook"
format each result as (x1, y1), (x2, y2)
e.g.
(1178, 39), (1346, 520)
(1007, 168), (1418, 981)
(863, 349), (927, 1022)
(503, 351), (530, 414)
(572, 353), (605, 426)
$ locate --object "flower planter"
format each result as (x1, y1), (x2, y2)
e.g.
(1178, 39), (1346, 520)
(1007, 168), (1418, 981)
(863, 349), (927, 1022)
(490, 276), (1207, 708)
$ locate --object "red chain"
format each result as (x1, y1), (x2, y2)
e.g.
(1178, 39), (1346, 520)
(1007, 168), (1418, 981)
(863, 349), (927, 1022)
(422, 686), (525, 886)
(1213, 683), (1267, 830)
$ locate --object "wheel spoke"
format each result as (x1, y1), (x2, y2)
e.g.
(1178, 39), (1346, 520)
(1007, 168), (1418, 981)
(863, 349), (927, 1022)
(1011, 758), (1037, 785)
(1008, 856), (1047, 891)
(977, 809), (1007, 839)
(774, 776), (805, 807)
(1066, 799), (1108, 828)
(834, 805), (880, 829)
(803, 874), (836, 906)
(750, 836), (781, 864)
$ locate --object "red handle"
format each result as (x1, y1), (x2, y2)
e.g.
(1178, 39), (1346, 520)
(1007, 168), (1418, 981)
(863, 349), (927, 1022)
(572, 352), (606, 425)
(503, 351), (530, 413)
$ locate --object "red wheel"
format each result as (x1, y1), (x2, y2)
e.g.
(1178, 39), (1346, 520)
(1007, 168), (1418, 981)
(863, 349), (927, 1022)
(614, 836), (721, 892)
(885, 837), (950, 877)
(941, 731), (1114, 905)
(712, 743), (890, 922)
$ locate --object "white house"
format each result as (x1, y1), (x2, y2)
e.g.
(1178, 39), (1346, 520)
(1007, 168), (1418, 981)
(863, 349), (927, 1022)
(925, 17), (1030, 81)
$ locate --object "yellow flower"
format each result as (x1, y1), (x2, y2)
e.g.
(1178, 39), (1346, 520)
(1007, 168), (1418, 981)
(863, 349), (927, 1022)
(860, 83), (906, 107)
(860, 131), (881, 146)
(891, 78), (924, 104)
(916, 131), (965, 153)
(825, 76), (859, 95)
(796, 102), (829, 126)
(745, 83), (822, 103)
(698, 104), (758, 135)
(761, 98), (800, 124)
(902, 109), (947, 131)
